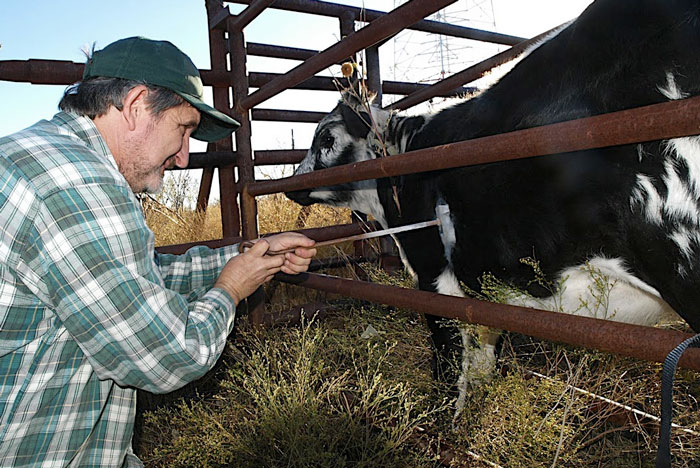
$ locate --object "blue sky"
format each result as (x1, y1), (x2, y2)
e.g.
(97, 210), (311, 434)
(0, 0), (348, 139)
(1, 0), (592, 187)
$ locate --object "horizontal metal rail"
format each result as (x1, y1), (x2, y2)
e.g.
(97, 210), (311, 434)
(185, 149), (307, 169)
(247, 95), (700, 196)
(0, 60), (475, 101)
(239, 0), (457, 110)
(250, 71), (476, 96)
(187, 151), (238, 168)
(0, 59), (83, 85)
(253, 149), (305, 165)
(251, 108), (327, 122)
(155, 236), (242, 255)
(229, 0), (524, 45)
(277, 272), (700, 372)
(247, 42), (318, 61)
(153, 221), (381, 255)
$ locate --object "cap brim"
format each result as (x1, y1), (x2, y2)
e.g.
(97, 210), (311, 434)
(177, 92), (240, 142)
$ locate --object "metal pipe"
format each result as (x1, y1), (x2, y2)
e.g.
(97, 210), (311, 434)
(185, 149), (306, 169)
(253, 149), (306, 165)
(156, 236), (242, 255)
(228, 0), (277, 30)
(228, 26), (258, 241)
(247, 42), (317, 60)
(229, 0), (524, 46)
(187, 151), (238, 168)
(251, 108), (326, 122)
(277, 272), (700, 371)
(0, 59), (83, 84)
(247, 96), (700, 196)
(207, 0), (231, 29)
(240, 0), (457, 110)
(206, 4), (242, 237)
(365, 45), (382, 102)
(0, 60), (474, 99)
(196, 166), (215, 212)
(249, 71), (474, 96)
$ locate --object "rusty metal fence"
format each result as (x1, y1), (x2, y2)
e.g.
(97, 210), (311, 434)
(2, 0), (700, 371)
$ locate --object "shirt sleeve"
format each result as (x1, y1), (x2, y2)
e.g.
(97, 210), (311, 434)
(22, 181), (238, 394)
(155, 243), (239, 299)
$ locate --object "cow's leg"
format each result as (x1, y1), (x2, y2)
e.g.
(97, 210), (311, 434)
(431, 267), (502, 418)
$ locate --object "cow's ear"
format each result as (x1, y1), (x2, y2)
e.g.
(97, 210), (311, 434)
(340, 103), (371, 139)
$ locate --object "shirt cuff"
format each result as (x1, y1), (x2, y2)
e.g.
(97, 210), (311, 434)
(203, 287), (237, 333)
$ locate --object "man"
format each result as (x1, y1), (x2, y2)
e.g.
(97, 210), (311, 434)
(0, 37), (316, 467)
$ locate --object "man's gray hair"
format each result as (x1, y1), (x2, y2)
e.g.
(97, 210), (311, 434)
(58, 76), (185, 119)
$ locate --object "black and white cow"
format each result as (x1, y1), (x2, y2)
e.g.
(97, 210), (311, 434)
(286, 0), (700, 412)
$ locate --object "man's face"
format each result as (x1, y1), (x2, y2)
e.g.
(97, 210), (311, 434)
(119, 102), (200, 193)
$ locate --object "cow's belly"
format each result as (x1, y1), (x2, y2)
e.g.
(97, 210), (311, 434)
(506, 256), (679, 326)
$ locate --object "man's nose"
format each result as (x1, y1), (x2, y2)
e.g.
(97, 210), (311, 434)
(174, 136), (190, 168)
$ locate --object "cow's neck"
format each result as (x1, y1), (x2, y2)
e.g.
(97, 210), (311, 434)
(369, 112), (432, 228)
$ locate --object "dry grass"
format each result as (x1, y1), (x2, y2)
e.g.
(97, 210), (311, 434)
(139, 194), (700, 467)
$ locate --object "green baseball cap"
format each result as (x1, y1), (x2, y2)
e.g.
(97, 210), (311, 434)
(83, 36), (240, 142)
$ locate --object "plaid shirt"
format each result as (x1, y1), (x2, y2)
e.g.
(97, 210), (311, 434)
(0, 112), (238, 467)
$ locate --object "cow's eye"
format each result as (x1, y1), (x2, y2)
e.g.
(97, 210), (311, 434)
(320, 134), (335, 149)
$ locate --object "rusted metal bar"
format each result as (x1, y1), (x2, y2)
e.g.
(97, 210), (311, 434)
(382, 79), (476, 98)
(207, 2), (242, 238)
(365, 45), (382, 102)
(230, 0), (524, 45)
(247, 96), (700, 197)
(247, 42), (317, 60)
(207, 0), (231, 29)
(261, 220), (382, 243)
(250, 71), (474, 96)
(0, 60), (474, 98)
(227, 21), (267, 325)
(228, 0), (277, 30)
(240, 0), (457, 110)
(155, 236), (242, 255)
(228, 27), (256, 239)
(185, 149), (306, 169)
(187, 151), (238, 168)
(253, 149), (306, 165)
(251, 108), (326, 122)
(390, 23), (563, 110)
(277, 272), (700, 371)
(0, 59), (83, 84)
(196, 166), (215, 212)
(206, 4), (240, 231)
(249, 72), (347, 91)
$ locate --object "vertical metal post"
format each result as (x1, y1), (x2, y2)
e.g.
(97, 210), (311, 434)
(229, 27), (257, 240)
(228, 16), (266, 325)
(196, 162), (215, 212)
(364, 44), (399, 272)
(205, 0), (241, 237)
(365, 45), (382, 103)
(337, 12), (370, 279)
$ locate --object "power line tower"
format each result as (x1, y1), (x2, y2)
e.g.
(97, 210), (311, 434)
(387, 0), (499, 102)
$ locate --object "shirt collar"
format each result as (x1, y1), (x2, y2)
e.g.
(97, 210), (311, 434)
(51, 112), (120, 173)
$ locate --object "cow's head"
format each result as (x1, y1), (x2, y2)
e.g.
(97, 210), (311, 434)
(286, 90), (390, 222)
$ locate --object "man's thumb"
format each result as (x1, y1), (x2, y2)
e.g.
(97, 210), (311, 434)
(249, 239), (270, 255)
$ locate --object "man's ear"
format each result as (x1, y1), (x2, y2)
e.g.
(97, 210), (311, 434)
(340, 103), (371, 139)
(121, 85), (150, 132)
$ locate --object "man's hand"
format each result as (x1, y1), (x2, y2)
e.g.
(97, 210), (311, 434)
(265, 232), (316, 274)
(214, 233), (316, 305)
